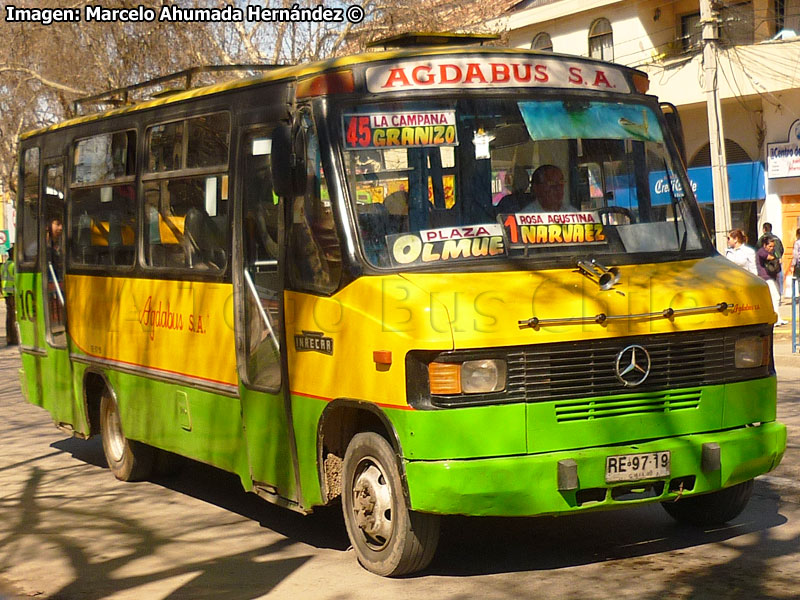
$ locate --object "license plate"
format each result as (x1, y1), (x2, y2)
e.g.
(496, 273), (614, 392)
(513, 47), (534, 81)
(605, 451), (670, 483)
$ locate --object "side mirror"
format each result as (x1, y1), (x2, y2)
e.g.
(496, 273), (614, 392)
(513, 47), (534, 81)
(660, 102), (687, 166)
(270, 124), (296, 198)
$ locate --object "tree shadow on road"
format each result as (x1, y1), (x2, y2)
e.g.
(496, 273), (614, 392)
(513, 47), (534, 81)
(51, 436), (350, 552)
(0, 461), (315, 600)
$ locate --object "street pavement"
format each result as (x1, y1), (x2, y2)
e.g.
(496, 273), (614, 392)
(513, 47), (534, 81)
(1, 300), (799, 599)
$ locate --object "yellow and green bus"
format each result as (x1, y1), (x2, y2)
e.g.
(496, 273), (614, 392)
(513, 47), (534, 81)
(15, 34), (786, 576)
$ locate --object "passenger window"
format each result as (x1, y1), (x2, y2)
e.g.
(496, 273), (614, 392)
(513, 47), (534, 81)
(144, 175), (229, 270)
(242, 131), (281, 389)
(44, 163), (66, 346)
(70, 186), (137, 267)
(148, 112), (230, 172)
(18, 147), (40, 266)
(70, 131), (137, 267)
(187, 113), (230, 168)
(74, 131), (135, 183)
(288, 115), (341, 294)
(147, 122), (184, 172)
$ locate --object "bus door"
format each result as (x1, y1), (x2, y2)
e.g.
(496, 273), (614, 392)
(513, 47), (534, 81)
(235, 128), (298, 504)
(40, 160), (76, 428)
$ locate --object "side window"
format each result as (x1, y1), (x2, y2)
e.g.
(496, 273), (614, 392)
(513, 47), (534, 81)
(18, 147), (40, 266)
(148, 122), (184, 172)
(143, 175), (229, 270)
(144, 113), (230, 271)
(44, 163), (66, 346)
(187, 113), (230, 168)
(531, 32), (553, 51)
(242, 131), (281, 389)
(288, 115), (342, 294)
(70, 131), (137, 267)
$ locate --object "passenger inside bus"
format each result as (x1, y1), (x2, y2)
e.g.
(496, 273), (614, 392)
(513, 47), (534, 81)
(494, 165), (531, 215)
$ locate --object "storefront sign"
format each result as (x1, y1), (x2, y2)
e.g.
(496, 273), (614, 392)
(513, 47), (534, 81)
(649, 162), (765, 205)
(767, 119), (800, 178)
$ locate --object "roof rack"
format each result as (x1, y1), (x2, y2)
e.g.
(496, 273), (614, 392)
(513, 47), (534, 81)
(364, 32), (501, 50)
(72, 64), (286, 114)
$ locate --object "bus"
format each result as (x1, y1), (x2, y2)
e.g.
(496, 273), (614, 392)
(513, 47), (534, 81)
(15, 33), (786, 576)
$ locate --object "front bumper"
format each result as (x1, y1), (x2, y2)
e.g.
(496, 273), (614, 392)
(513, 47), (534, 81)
(405, 421), (786, 516)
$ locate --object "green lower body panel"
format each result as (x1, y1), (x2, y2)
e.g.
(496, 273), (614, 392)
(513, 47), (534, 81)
(405, 421), (786, 517)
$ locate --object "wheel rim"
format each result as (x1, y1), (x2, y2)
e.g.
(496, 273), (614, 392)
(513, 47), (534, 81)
(351, 457), (394, 550)
(105, 400), (126, 463)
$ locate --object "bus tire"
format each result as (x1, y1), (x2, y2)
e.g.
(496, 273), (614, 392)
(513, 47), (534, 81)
(100, 391), (154, 482)
(661, 479), (754, 526)
(342, 432), (440, 576)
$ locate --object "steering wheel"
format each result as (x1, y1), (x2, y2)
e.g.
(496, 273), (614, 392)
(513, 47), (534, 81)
(597, 206), (635, 225)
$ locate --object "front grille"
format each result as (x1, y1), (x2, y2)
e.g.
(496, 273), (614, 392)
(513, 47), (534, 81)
(425, 325), (772, 409)
(553, 389), (702, 423)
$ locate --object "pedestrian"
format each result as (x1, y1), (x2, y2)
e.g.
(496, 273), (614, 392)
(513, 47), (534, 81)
(724, 229), (757, 275)
(758, 222), (785, 302)
(757, 237), (787, 326)
(1, 245), (19, 345)
(791, 228), (800, 300)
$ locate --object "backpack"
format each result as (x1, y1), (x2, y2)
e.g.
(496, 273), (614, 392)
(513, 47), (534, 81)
(773, 236), (785, 259)
(765, 256), (782, 275)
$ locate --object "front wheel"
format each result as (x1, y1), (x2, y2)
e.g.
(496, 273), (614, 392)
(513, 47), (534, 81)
(661, 479), (754, 526)
(342, 432), (440, 576)
(100, 390), (154, 482)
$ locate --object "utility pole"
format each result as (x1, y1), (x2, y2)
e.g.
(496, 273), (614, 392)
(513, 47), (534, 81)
(701, 0), (732, 251)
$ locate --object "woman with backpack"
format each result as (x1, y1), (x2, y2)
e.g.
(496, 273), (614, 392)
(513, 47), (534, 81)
(757, 236), (787, 326)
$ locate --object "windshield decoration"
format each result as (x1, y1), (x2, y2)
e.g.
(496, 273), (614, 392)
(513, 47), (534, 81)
(345, 98), (707, 269)
(343, 111), (458, 150)
(519, 102), (663, 143)
(500, 212), (607, 247)
(387, 224), (506, 266)
(365, 58), (631, 94)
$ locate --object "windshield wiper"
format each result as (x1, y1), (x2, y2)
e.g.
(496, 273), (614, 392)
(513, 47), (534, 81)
(662, 158), (688, 251)
(518, 302), (732, 330)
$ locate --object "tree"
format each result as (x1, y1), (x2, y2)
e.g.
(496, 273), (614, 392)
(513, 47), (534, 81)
(0, 0), (514, 197)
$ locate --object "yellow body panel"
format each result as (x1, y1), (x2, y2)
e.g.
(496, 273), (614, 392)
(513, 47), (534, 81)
(285, 275), (453, 408)
(402, 255), (775, 348)
(285, 256), (773, 406)
(66, 275), (237, 388)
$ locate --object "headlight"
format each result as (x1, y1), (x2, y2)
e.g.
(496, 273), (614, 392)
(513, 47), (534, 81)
(735, 336), (770, 368)
(461, 359), (507, 393)
(428, 359), (507, 395)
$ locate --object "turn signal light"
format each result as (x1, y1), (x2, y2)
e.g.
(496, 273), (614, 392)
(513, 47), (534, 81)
(632, 72), (650, 94)
(428, 362), (461, 395)
(296, 70), (354, 98)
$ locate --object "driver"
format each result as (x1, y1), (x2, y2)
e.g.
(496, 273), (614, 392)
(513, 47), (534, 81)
(523, 164), (577, 213)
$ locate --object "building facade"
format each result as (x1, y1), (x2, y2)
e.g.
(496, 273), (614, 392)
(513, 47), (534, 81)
(494, 0), (800, 278)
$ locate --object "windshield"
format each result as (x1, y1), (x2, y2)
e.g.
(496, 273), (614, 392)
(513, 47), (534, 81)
(339, 98), (709, 269)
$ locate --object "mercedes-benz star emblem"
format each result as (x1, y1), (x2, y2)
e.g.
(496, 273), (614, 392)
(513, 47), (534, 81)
(614, 344), (651, 387)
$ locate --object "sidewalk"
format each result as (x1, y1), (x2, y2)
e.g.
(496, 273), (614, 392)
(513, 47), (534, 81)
(773, 297), (800, 366)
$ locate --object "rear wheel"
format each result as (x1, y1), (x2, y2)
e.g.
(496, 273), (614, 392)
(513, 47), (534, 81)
(342, 432), (440, 576)
(100, 390), (154, 482)
(661, 479), (754, 526)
